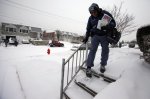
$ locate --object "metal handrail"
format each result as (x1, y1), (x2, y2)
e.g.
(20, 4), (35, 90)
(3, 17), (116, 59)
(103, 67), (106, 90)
(60, 43), (89, 99)
(64, 43), (85, 64)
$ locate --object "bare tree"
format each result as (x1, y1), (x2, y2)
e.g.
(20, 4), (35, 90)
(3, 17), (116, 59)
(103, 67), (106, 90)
(108, 2), (137, 35)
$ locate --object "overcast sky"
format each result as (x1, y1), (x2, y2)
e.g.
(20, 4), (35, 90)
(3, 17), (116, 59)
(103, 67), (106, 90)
(0, 0), (150, 40)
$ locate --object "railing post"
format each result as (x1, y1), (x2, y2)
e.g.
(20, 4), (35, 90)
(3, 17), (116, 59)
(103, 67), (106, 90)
(85, 43), (88, 61)
(60, 59), (65, 99)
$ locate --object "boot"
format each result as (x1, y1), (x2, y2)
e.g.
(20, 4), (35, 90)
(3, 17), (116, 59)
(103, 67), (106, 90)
(100, 65), (106, 73)
(86, 68), (92, 78)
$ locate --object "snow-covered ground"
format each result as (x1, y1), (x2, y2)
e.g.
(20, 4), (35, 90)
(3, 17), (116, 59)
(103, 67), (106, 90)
(0, 42), (150, 99)
(94, 47), (150, 99)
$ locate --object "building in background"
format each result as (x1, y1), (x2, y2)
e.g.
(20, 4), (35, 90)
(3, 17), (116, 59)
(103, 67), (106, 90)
(0, 22), (83, 45)
(42, 30), (83, 44)
(0, 22), (42, 43)
(42, 31), (56, 40)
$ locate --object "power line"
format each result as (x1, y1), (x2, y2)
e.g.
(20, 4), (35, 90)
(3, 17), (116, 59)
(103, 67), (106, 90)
(0, 14), (84, 34)
(3, 0), (86, 25)
(0, 14), (58, 31)
(0, 14), (19, 22)
(0, 0), (86, 33)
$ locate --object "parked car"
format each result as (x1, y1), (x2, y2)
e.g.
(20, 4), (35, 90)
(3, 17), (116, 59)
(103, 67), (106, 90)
(22, 39), (30, 44)
(137, 25), (150, 63)
(128, 42), (135, 48)
(49, 40), (64, 47)
(8, 37), (18, 46)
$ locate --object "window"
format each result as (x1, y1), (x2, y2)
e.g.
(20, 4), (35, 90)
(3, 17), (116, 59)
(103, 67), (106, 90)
(14, 28), (16, 32)
(9, 28), (13, 32)
(6, 27), (9, 32)
(5, 27), (16, 32)
(9, 28), (16, 32)
(5, 25), (16, 32)
(20, 29), (28, 33)
(20, 26), (29, 33)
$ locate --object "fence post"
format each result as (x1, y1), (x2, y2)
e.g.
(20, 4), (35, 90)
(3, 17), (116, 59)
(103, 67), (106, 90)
(60, 59), (65, 99)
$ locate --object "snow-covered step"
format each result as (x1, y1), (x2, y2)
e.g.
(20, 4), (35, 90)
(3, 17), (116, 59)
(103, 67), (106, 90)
(65, 70), (110, 99)
(65, 81), (93, 99)
(75, 80), (97, 97)
(81, 67), (116, 83)
(91, 66), (119, 80)
(75, 71), (109, 93)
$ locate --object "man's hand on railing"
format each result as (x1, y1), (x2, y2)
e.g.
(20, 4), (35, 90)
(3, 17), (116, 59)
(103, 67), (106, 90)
(82, 37), (88, 44)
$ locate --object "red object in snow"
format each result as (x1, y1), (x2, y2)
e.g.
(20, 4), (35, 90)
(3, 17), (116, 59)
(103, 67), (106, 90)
(47, 48), (50, 55)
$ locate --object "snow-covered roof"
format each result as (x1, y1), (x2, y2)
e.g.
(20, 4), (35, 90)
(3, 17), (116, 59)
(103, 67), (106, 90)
(20, 26), (28, 30)
(61, 31), (79, 37)
(5, 24), (16, 28)
(30, 27), (42, 33)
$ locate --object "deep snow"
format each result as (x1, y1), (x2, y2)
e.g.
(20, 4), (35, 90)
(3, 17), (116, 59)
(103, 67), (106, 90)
(0, 42), (150, 99)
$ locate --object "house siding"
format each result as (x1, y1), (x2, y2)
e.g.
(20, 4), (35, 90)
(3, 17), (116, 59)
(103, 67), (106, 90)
(1, 22), (42, 42)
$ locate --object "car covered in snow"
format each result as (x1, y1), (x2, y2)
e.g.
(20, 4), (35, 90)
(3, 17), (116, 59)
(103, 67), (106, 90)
(22, 39), (30, 44)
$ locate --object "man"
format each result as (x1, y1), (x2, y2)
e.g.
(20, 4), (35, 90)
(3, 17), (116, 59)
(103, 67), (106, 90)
(4, 39), (9, 47)
(83, 3), (116, 77)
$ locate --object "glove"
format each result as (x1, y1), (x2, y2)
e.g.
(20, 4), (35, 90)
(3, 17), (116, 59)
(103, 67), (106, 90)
(82, 37), (88, 44)
(101, 25), (114, 31)
(101, 26), (109, 30)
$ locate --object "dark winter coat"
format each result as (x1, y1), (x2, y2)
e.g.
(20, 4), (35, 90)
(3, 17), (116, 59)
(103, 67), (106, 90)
(85, 10), (116, 38)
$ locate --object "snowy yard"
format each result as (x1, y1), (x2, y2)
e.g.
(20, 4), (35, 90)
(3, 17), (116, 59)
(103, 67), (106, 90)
(0, 42), (150, 99)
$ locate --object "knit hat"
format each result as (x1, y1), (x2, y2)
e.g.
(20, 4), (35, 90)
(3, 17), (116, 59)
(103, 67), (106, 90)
(89, 3), (100, 13)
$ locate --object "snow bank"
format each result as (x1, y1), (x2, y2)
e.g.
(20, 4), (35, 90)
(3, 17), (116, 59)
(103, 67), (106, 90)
(94, 48), (150, 99)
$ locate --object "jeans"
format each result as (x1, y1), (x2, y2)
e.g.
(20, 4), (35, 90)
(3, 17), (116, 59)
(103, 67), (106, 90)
(87, 35), (109, 68)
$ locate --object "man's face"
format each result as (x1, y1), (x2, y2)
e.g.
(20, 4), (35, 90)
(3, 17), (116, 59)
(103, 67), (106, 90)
(90, 10), (98, 17)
